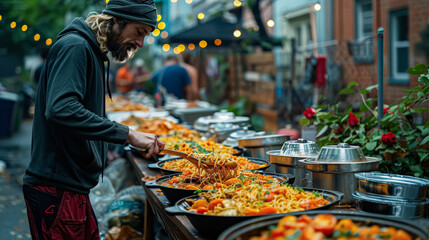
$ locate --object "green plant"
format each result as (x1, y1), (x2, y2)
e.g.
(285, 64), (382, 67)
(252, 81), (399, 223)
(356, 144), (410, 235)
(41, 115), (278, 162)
(299, 64), (429, 178)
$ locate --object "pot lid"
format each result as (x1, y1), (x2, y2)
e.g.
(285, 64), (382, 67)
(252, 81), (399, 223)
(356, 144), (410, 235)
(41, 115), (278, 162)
(238, 134), (290, 148)
(193, 110), (249, 131)
(280, 138), (319, 157)
(315, 143), (367, 162)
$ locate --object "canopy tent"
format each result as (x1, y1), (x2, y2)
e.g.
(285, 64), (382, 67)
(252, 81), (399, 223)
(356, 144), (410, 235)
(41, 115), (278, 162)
(158, 17), (248, 47)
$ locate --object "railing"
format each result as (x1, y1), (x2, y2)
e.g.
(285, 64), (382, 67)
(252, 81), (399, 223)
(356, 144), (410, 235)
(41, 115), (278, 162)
(349, 36), (374, 63)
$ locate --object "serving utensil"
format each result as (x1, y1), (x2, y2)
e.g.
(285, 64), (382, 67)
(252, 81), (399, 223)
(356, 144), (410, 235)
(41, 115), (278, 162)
(129, 145), (237, 171)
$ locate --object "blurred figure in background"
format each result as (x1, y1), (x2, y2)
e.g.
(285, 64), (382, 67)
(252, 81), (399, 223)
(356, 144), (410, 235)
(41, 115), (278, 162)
(152, 54), (191, 100)
(116, 61), (133, 94)
(33, 47), (50, 86)
(132, 59), (149, 93)
(180, 51), (199, 100)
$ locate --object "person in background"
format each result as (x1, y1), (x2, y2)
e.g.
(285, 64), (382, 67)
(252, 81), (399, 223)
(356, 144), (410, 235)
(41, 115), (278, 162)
(33, 47), (50, 86)
(22, 0), (164, 239)
(180, 51), (199, 100)
(115, 61), (133, 94)
(152, 54), (191, 99)
(132, 58), (149, 92)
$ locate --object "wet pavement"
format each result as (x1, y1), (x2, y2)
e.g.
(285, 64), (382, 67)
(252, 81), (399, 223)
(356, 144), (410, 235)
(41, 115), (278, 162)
(0, 119), (32, 240)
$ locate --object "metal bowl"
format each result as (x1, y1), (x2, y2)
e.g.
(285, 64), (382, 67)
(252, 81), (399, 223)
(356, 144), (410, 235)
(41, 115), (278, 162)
(355, 172), (429, 201)
(280, 138), (319, 157)
(316, 143), (366, 162)
(353, 191), (429, 218)
(217, 210), (429, 240)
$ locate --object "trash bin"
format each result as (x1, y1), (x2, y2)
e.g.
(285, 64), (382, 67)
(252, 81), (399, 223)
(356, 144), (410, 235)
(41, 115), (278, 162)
(0, 91), (19, 138)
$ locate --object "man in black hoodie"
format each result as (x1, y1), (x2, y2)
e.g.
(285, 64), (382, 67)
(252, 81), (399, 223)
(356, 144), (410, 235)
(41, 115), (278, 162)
(22, 0), (164, 239)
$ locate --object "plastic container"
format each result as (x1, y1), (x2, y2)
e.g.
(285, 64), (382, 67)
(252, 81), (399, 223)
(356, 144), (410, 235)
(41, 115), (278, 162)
(0, 91), (19, 138)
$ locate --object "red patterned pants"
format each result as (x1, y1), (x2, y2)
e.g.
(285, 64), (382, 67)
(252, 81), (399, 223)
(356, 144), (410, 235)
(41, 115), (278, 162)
(23, 185), (100, 240)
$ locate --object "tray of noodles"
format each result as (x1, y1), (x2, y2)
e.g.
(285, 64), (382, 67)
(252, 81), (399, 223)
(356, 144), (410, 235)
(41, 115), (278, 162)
(164, 182), (343, 236)
(159, 137), (241, 156)
(147, 155), (270, 175)
(217, 210), (428, 240)
(146, 171), (295, 203)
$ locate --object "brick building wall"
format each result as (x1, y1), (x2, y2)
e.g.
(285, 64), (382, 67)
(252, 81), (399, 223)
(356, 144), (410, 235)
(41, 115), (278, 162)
(333, 0), (429, 117)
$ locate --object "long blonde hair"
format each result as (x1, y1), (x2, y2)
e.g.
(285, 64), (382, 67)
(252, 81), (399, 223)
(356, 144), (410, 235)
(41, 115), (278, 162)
(85, 12), (114, 53)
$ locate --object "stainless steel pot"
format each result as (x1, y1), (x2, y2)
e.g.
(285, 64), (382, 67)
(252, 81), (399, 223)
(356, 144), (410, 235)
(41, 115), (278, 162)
(355, 172), (429, 201)
(238, 135), (290, 161)
(267, 139), (318, 187)
(353, 191), (429, 218)
(300, 143), (381, 204)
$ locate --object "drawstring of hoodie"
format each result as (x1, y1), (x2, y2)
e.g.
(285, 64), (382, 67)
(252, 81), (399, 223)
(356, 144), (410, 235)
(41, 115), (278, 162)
(101, 59), (113, 183)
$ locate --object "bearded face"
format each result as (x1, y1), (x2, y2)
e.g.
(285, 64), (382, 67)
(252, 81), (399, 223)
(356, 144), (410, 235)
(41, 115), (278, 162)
(106, 22), (138, 63)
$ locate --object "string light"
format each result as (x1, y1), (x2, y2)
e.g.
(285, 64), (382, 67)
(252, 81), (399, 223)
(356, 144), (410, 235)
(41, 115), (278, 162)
(267, 19), (275, 28)
(152, 29), (160, 37)
(188, 43), (195, 50)
(160, 31), (168, 39)
(158, 22), (166, 30)
(173, 47), (180, 54)
(146, 36), (155, 44)
(199, 40), (207, 48)
(10, 21), (16, 28)
(214, 39), (222, 46)
(106, 0), (109, 3)
(34, 34), (40, 41)
(157, 15), (162, 22)
(185, 0), (193, 3)
(233, 29), (241, 38)
(21, 25), (28, 31)
(233, 0), (242, 7)
(197, 13), (205, 20)
(0, 15), (2, 21)
(162, 44), (170, 51)
(178, 44), (185, 52)
(171, 0), (177, 3)
(46, 38), (52, 46)
(314, 3), (322, 11)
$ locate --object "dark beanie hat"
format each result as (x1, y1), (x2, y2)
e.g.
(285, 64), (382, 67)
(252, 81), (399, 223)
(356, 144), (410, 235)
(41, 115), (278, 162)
(103, 0), (157, 31)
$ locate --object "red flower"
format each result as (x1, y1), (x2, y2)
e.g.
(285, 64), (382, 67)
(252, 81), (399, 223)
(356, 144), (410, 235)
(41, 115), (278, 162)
(333, 125), (343, 134)
(383, 107), (389, 115)
(380, 132), (396, 145)
(304, 108), (316, 119)
(347, 112), (359, 127)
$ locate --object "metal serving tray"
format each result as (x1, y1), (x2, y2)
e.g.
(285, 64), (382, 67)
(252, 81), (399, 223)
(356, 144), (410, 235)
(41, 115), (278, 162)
(355, 172), (429, 201)
(353, 191), (429, 218)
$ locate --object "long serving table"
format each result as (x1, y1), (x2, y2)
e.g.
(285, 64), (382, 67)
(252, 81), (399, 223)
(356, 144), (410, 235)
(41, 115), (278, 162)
(126, 151), (211, 240)
(126, 151), (429, 240)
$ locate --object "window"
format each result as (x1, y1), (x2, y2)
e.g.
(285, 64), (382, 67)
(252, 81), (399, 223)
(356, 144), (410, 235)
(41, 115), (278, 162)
(390, 8), (409, 83)
(355, 0), (373, 40)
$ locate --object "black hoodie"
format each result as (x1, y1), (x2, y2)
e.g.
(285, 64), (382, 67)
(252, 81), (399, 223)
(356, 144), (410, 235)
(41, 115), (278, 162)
(23, 17), (129, 194)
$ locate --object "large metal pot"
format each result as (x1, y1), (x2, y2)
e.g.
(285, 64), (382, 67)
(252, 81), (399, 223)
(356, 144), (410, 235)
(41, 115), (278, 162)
(238, 135), (290, 161)
(300, 143), (380, 204)
(267, 139), (318, 187)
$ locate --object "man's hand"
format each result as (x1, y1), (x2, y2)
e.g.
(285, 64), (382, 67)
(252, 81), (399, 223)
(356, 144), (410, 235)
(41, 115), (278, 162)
(126, 128), (165, 158)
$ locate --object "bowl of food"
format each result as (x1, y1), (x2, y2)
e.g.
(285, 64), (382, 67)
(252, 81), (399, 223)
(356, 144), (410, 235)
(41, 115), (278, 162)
(146, 171), (294, 204)
(217, 210), (429, 240)
(165, 185), (342, 236)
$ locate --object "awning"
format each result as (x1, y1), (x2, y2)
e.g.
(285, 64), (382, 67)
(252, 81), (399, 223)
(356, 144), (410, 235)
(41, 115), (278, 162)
(158, 17), (247, 46)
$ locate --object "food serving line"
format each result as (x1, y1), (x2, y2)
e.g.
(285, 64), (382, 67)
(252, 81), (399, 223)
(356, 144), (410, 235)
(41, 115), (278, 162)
(106, 98), (429, 240)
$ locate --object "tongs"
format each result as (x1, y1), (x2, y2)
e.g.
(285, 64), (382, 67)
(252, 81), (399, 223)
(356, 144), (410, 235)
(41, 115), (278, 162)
(129, 145), (237, 170)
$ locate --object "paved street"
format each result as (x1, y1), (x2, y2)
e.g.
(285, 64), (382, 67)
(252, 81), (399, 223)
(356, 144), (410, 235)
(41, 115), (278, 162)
(0, 119), (32, 240)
